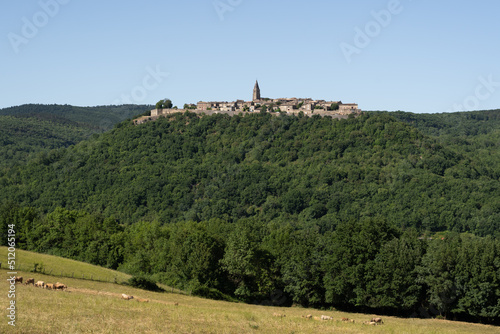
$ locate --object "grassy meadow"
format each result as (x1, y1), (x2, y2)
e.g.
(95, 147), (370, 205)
(1, 248), (499, 333)
(0, 246), (131, 284)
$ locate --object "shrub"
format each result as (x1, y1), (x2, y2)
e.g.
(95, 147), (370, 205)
(126, 276), (163, 292)
(192, 285), (237, 302)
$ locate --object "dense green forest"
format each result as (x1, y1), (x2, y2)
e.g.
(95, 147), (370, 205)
(1, 110), (499, 324)
(390, 110), (500, 178)
(0, 104), (150, 169)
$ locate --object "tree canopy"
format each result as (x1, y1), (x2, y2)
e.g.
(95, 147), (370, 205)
(1, 109), (499, 324)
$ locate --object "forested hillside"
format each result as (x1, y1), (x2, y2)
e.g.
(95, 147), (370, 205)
(2, 111), (499, 234)
(0, 104), (150, 169)
(390, 109), (500, 178)
(1, 111), (499, 324)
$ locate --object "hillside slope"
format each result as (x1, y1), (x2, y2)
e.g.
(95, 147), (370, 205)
(0, 246), (131, 283)
(389, 109), (500, 178)
(0, 104), (150, 169)
(0, 104), (152, 130)
(2, 111), (498, 234)
(1, 250), (498, 334)
(2, 112), (499, 324)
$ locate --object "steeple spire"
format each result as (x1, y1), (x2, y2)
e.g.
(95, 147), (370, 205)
(253, 80), (261, 101)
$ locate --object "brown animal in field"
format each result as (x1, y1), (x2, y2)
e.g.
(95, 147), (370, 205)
(136, 298), (149, 302)
(321, 315), (333, 320)
(25, 278), (35, 285)
(301, 314), (312, 319)
(54, 282), (67, 290)
(45, 283), (54, 290)
(273, 313), (286, 318)
(15, 276), (23, 284)
(371, 317), (383, 324)
(35, 281), (45, 288)
(174, 302), (179, 306)
(121, 294), (133, 300)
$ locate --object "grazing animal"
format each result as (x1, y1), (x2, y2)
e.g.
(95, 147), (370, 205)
(174, 302), (179, 306)
(54, 282), (67, 290)
(121, 294), (133, 300)
(15, 277), (23, 284)
(35, 281), (45, 288)
(371, 317), (383, 324)
(273, 313), (286, 318)
(25, 278), (35, 285)
(321, 315), (333, 320)
(45, 283), (54, 290)
(363, 321), (377, 326)
(302, 314), (313, 319)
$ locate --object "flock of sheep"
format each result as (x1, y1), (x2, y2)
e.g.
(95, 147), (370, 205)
(15, 275), (385, 326)
(15, 276), (67, 290)
(278, 313), (385, 326)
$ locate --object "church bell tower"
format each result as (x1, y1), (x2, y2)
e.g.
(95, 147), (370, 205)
(253, 80), (261, 102)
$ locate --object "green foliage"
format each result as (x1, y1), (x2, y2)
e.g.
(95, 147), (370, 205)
(1, 110), (500, 324)
(22, 207), (125, 269)
(0, 104), (150, 169)
(191, 285), (236, 302)
(268, 225), (326, 307)
(417, 234), (500, 321)
(366, 229), (425, 310)
(183, 104), (197, 110)
(220, 219), (279, 302)
(323, 217), (399, 307)
(156, 99), (173, 109)
(329, 103), (339, 111)
(386, 109), (500, 180)
(4, 111), (496, 234)
(127, 275), (163, 292)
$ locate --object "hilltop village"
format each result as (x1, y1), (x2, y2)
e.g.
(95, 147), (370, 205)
(134, 81), (361, 124)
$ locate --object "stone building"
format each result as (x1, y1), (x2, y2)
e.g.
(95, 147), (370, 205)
(253, 80), (261, 102)
(141, 82), (360, 124)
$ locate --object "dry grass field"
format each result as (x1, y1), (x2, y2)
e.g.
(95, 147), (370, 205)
(0, 247), (131, 284)
(1, 248), (499, 333)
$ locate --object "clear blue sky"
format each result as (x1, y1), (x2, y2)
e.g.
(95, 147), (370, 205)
(1, 0), (499, 113)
